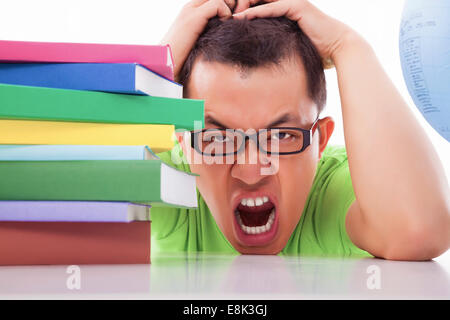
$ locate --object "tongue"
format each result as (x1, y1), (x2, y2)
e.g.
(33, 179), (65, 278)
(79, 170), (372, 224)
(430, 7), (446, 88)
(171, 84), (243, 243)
(237, 202), (274, 227)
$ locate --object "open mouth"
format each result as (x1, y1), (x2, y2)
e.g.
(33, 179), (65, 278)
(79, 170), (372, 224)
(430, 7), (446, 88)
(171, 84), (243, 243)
(233, 195), (278, 246)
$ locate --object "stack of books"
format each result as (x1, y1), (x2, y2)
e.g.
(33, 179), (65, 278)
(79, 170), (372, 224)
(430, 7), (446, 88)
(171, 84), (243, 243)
(0, 40), (203, 265)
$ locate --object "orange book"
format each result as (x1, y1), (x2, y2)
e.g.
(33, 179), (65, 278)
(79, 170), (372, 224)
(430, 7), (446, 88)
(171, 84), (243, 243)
(0, 221), (150, 265)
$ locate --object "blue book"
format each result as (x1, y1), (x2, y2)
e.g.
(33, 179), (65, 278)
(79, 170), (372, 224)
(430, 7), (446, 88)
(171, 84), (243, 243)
(0, 145), (158, 161)
(0, 63), (182, 98)
(0, 201), (151, 222)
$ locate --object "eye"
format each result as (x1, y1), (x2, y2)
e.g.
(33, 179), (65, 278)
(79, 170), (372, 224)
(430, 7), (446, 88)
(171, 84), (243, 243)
(202, 133), (230, 143)
(271, 131), (292, 140)
(213, 135), (230, 143)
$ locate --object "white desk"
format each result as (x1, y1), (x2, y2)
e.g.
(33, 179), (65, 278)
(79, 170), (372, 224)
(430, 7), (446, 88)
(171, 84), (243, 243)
(1, 251), (449, 299)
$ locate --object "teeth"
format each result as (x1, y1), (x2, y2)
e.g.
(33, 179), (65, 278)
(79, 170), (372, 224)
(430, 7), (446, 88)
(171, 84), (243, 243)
(239, 196), (270, 208)
(237, 209), (275, 235)
(255, 197), (263, 206)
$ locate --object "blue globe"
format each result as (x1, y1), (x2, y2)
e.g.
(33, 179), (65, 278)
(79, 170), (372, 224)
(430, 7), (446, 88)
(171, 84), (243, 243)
(399, 0), (450, 142)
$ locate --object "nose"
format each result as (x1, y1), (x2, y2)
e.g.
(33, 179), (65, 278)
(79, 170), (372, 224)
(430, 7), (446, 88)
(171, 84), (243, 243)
(230, 138), (273, 185)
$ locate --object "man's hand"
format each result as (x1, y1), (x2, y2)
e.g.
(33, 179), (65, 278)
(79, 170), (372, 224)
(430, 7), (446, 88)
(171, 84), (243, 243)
(161, 0), (235, 81)
(233, 0), (360, 68)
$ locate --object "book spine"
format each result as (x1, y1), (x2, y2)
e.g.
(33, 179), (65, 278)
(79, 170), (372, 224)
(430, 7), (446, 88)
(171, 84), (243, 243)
(0, 120), (174, 153)
(0, 201), (150, 222)
(0, 145), (148, 161)
(0, 63), (140, 95)
(0, 160), (162, 202)
(0, 83), (204, 130)
(0, 40), (173, 81)
(0, 221), (151, 265)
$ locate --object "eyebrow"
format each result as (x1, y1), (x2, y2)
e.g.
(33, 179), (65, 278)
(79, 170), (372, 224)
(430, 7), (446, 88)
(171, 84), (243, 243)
(267, 113), (301, 127)
(205, 113), (301, 129)
(205, 115), (227, 129)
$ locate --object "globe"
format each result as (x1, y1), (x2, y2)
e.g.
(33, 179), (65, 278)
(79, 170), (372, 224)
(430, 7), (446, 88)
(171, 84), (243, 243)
(399, 0), (450, 142)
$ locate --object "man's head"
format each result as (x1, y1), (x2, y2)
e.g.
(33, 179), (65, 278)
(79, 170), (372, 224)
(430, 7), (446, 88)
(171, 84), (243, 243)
(178, 16), (335, 254)
(179, 16), (327, 111)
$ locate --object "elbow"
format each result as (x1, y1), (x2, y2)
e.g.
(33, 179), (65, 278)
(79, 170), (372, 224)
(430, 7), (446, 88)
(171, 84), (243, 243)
(381, 231), (449, 261)
(381, 209), (450, 261)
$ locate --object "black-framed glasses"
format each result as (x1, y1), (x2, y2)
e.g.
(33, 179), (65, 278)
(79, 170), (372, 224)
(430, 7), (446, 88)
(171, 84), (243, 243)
(190, 118), (319, 156)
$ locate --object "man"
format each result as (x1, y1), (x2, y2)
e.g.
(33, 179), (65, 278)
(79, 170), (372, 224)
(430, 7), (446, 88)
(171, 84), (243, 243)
(151, 0), (450, 260)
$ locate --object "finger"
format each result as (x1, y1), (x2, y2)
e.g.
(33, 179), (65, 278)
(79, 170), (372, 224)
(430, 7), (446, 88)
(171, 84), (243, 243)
(198, 0), (233, 19)
(322, 57), (335, 69)
(234, 0), (260, 14)
(224, 0), (237, 11)
(194, 0), (235, 10)
(233, 1), (289, 20)
(189, 0), (210, 8)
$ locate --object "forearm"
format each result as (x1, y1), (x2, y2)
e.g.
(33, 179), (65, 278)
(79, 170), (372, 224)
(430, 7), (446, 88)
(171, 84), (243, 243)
(333, 34), (450, 256)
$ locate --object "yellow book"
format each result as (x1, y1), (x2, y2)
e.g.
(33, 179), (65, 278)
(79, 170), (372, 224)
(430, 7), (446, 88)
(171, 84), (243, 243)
(0, 119), (175, 153)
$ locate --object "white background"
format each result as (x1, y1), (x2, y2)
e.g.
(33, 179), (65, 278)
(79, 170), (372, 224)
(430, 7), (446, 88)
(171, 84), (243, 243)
(0, 0), (449, 262)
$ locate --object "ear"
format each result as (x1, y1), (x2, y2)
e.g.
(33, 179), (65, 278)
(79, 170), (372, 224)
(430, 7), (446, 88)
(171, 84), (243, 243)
(175, 131), (184, 144)
(174, 130), (194, 164)
(175, 131), (188, 154)
(317, 116), (335, 159)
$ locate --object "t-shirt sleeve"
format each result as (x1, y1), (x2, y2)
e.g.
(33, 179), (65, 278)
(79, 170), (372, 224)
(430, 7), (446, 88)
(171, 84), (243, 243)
(315, 154), (372, 257)
(150, 147), (189, 253)
(150, 205), (190, 254)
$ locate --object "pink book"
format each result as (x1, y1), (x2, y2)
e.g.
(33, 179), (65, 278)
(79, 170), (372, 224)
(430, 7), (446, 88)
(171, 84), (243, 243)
(0, 40), (174, 81)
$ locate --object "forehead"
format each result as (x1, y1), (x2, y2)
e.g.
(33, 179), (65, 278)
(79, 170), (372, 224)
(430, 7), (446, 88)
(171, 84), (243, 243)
(186, 57), (317, 129)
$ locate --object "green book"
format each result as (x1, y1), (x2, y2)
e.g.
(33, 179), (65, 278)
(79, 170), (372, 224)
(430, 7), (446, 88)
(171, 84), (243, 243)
(0, 160), (198, 208)
(0, 83), (204, 130)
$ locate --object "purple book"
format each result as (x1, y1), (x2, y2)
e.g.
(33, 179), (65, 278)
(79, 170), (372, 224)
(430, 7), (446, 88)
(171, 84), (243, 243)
(0, 201), (151, 222)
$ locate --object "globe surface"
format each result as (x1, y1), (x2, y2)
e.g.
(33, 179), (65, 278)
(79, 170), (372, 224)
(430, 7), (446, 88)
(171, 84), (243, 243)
(399, 0), (450, 142)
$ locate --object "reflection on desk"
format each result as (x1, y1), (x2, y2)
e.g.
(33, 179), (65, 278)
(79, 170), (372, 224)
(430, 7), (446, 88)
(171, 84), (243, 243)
(0, 253), (449, 299)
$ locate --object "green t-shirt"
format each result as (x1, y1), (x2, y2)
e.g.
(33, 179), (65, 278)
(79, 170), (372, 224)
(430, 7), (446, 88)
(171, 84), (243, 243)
(151, 144), (372, 258)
